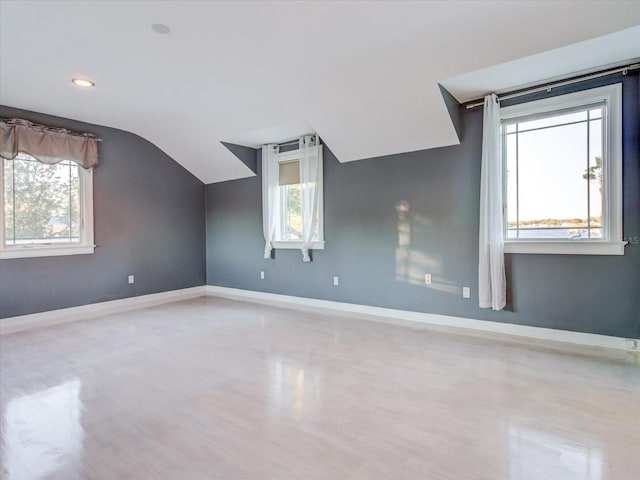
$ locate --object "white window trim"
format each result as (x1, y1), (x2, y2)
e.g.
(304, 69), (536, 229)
(500, 83), (625, 255)
(272, 240), (326, 250)
(0, 165), (95, 260)
(272, 146), (325, 248)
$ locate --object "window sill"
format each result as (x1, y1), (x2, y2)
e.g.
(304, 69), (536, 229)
(271, 241), (325, 250)
(504, 240), (626, 255)
(0, 244), (96, 259)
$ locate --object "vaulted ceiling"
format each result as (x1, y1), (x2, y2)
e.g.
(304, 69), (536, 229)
(1, 1), (639, 183)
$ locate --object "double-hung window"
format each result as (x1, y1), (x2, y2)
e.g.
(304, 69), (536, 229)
(1, 153), (94, 259)
(0, 118), (97, 259)
(500, 83), (624, 255)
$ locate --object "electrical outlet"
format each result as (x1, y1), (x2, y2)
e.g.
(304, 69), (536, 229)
(260, 271), (265, 280)
(462, 286), (470, 298)
(128, 275), (134, 284)
(424, 273), (431, 285)
(333, 276), (339, 286)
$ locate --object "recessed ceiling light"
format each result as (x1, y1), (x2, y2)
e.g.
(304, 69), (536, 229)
(71, 78), (95, 88)
(151, 23), (170, 34)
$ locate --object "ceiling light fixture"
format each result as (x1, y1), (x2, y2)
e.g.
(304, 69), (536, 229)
(151, 23), (170, 34)
(71, 78), (95, 88)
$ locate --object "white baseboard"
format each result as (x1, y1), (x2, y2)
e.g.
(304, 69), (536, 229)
(206, 285), (639, 352)
(0, 286), (207, 335)
(3, 284), (636, 352)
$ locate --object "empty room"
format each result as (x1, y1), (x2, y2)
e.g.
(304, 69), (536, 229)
(0, 1), (639, 479)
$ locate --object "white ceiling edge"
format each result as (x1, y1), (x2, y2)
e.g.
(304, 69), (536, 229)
(225, 120), (314, 149)
(441, 26), (640, 104)
(200, 156), (256, 184)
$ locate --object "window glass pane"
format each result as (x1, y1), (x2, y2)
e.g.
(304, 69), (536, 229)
(517, 110), (587, 132)
(516, 121), (588, 240)
(3, 159), (15, 245)
(506, 228), (518, 239)
(283, 183), (302, 240)
(505, 124), (516, 134)
(516, 227), (585, 240)
(589, 108), (602, 120)
(589, 227), (603, 239)
(70, 163), (80, 241)
(278, 182), (320, 242)
(505, 133), (518, 238)
(588, 119), (603, 237)
(3, 155), (80, 245)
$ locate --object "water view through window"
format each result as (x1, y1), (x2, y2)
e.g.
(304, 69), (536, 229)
(504, 105), (604, 240)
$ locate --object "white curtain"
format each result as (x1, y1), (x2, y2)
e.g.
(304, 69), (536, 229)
(299, 135), (322, 262)
(478, 94), (506, 310)
(262, 144), (279, 258)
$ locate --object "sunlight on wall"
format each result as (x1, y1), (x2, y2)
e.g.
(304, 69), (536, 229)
(3, 379), (83, 479)
(394, 200), (460, 295)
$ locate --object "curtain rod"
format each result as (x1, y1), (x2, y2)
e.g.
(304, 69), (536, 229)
(0, 117), (102, 141)
(464, 62), (639, 110)
(274, 135), (317, 148)
(277, 140), (300, 147)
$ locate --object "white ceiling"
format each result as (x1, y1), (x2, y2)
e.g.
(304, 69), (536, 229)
(1, 1), (639, 184)
(441, 26), (640, 103)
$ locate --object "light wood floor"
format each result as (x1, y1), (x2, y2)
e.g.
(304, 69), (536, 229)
(1, 296), (638, 479)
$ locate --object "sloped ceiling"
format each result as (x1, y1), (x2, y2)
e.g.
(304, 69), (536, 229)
(1, 1), (639, 184)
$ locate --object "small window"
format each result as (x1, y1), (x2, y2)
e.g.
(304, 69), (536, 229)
(500, 83), (624, 255)
(272, 148), (324, 249)
(1, 153), (94, 259)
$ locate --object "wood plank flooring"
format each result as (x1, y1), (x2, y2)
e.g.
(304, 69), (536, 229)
(1, 296), (638, 479)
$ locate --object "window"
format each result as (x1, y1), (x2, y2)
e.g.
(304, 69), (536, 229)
(0, 153), (94, 259)
(262, 136), (324, 260)
(273, 148), (324, 248)
(500, 83), (624, 255)
(278, 157), (304, 241)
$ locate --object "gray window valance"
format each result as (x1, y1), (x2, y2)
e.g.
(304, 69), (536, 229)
(0, 118), (100, 169)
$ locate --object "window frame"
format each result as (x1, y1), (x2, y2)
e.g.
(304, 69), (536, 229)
(499, 83), (625, 255)
(0, 157), (95, 259)
(270, 147), (325, 251)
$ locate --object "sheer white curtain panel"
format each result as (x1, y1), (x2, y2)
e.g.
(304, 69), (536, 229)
(299, 135), (322, 262)
(478, 94), (506, 310)
(262, 144), (279, 258)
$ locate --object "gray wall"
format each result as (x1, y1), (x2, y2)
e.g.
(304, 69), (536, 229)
(206, 72), (640, 338)
(0, 106), (206, 318)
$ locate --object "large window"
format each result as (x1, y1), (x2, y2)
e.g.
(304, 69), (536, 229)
(500, 83), (624, 255)
(1, 153), (94, 259)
